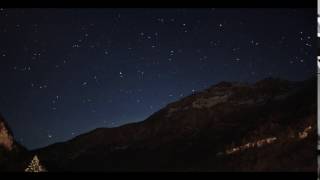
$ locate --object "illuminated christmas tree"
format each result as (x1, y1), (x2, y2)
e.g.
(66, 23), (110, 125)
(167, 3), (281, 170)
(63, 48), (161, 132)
(25, 155), (47, 172)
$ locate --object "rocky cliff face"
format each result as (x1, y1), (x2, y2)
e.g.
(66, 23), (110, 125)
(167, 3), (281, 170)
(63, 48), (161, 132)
(0, 115), (29, 171)
(0, 116), (14, 151)
(33, 77), (316, 172)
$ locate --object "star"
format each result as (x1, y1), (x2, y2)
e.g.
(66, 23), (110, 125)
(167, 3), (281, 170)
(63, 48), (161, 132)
(119, 71), (125, 78)
(305, 43), (311, 47)
(157, 18), (164, 23)
(72, 44), (80, 48)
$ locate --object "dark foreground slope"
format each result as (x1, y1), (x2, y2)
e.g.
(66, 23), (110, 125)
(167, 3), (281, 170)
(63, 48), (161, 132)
(33, 77), (316, 172)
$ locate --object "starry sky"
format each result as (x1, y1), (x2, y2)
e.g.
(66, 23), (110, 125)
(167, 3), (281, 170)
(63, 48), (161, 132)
(0, 8), (316, 150)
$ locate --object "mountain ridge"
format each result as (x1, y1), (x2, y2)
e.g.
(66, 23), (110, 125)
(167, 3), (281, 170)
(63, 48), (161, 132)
(0, 77), (317, 171)
(32, 77), (312, 149)
(34, 77), (317, 171)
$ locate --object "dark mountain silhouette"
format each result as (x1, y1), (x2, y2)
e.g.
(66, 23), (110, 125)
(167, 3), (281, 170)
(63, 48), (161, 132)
(0, 77), (317, 171)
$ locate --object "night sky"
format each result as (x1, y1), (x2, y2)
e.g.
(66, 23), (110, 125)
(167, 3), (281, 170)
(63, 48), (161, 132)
(0, 8), (316, 150)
